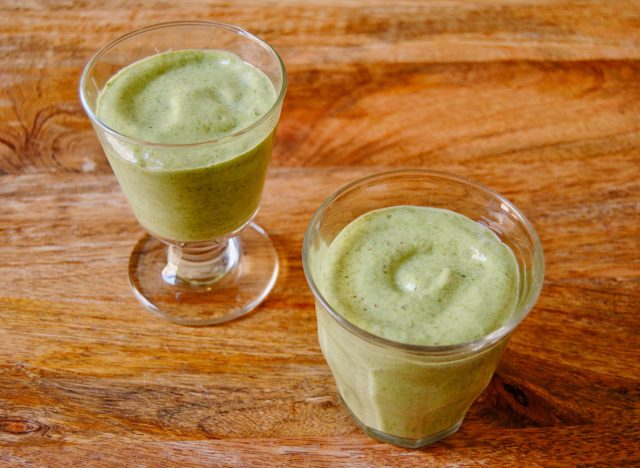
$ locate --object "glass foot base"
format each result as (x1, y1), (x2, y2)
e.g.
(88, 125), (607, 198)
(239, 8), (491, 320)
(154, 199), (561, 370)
(128, 222), (279, 326)
(340, 396), (462, 449)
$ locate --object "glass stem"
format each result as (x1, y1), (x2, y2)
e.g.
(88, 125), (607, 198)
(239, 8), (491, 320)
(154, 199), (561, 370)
(162, 238), (240, 286)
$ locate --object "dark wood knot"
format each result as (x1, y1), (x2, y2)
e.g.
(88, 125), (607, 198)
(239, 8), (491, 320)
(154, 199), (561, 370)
(0, 417), (49, 435)
(503, 382), (529, 406)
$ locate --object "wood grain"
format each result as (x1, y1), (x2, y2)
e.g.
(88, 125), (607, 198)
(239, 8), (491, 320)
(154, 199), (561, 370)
(1, 168), (639, 465)
(1, 0), (640, 466)
(2, 1), (640, 174)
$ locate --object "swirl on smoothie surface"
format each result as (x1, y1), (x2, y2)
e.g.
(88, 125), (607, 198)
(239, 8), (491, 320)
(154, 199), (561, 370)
(320, 206), (519, 346)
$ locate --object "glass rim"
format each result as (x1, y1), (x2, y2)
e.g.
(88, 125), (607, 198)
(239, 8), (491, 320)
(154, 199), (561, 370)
(79, 20), (288, 149)
(302, 169), (545, 357)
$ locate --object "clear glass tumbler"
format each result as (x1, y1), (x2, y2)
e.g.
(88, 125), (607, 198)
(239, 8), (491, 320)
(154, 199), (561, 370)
(302, 170), (544, 448)
(80, 21), (287, 325)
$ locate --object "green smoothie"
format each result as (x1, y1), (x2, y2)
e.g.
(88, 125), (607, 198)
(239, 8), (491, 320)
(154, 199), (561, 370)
(316, 205), (519, 442)
(96, 49), (278, 242)
(321, 206), (518, 346)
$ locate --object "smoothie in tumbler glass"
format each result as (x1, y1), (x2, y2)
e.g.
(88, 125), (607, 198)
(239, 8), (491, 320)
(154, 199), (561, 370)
(317, 205), (519, 443)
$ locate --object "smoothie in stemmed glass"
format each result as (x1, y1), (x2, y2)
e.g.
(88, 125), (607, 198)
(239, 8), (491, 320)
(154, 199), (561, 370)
(80, 22), (287, 325)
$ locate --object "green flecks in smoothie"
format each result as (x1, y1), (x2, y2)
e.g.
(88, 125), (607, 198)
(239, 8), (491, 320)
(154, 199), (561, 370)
(97, 49), (276, 146)
(320, 206), (519, 346)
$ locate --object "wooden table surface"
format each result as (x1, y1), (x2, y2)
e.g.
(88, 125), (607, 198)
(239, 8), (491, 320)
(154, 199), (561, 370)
(2, 1), (639, 466)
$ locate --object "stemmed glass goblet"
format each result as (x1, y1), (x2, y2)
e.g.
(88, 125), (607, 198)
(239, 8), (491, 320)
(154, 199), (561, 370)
(80, 21), (287, 325)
